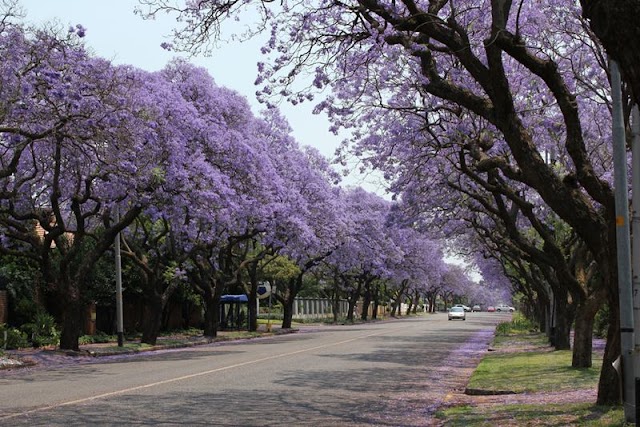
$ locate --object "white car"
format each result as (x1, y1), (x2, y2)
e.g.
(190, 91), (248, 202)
(453, 304), (471, 312)
(448, 306), (466, 320)
(495, 304), (515, 312)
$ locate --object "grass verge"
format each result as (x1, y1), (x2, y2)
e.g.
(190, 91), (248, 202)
(435, 315), (629, 426)
(466, 349), (601, 393)
(440, 402), (624, 426)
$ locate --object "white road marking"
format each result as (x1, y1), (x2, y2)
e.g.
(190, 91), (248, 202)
(2, 325), (410, 421)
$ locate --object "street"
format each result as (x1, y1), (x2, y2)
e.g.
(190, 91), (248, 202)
(1, 313), (504, 426)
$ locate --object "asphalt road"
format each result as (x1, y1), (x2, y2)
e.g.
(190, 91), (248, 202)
(0, 312), (504, 426)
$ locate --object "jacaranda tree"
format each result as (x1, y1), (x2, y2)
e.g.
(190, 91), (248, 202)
(138, 0), (626, 404)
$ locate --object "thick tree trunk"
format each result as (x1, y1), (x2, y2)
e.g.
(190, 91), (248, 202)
(332, 283), (340, 322)
(59, 297), (84, 351)
(202, 287), (221, 338)
(572, 292), (603, 368)
(597, 301), (622, 405)
(347, 297), (357, 322)
(282, 299), (294, 329)
(141, 292), (164, 345)
(553, 297), (573, 350)
(347, 282), (362, 322)
(372, 298), (379, 320)
(572, 309), (595, 369)
(248, 293), (258, 332)
(281, 277), (299, 329)
(361, 281), (372, 321)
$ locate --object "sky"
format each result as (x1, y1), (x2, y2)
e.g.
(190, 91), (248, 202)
(18, 0), (386, 194)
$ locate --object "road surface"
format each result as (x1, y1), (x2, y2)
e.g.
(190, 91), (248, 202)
(1, 313), (504, 426)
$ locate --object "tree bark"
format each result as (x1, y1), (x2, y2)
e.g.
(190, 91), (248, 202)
(281, 276), (302, 329)
(141, 292), (163, 345)
(571, 289), (603, 367)
(597, 298), (622, 405)
(202, 290), (220, 338)
(58, 296), (83, 351)
(552, 294), (573, 350)
(361, 280), (372, 321)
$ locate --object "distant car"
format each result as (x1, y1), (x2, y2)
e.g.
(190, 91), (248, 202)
(495, 304), (515, 312)
(448, 306), (466, 321)
(453, 304), (471, 312)
(487, 306), (496, 312)
(472, 305), (481, 312)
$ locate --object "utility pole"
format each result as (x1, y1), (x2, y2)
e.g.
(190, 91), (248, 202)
(611, 58), (635, 422)
(632, 104), (640, 423)
(114, 207), (124, 347)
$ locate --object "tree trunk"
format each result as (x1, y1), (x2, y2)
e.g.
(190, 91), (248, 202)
(405, 298), (413, 315)
(332, 283), (340, 323)
(372, 295), (380, 320)
(553, 301), (573, 350)
(346, 281), (362, 322)
(282, 298), (294, 329)
(572, 292), (603, 368)
(361, 281), (372, 321)
(347, 297), (357, 322)
(202, 287), (220, 338)
(597, 300), (622, 405)
(281, 277), (300, 329)
(141, 292), (163, 345)
(59, 297), (84, 351)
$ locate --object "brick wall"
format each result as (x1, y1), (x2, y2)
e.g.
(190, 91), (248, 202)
(0, 290), (7, 324)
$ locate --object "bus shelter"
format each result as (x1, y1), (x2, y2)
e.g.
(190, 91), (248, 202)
(219, 294), (248, 330)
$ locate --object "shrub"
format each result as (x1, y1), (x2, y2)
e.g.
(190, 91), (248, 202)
(20, 312), (60, 348)
(79, 331), (114, 345)
(495, 312), (538, 336)
(593, 304), (610, 338)
(0, 323), (29, 349)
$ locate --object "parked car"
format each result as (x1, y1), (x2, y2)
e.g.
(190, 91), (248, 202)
(495, 304), (515, 312)
(487, 306), (496, 312)
(453, 304), (471, 312)
(472, 305), (481, 312)
(448, 306), (466, 321)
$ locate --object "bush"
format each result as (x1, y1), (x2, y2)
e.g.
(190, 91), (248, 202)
(257, 313), (284, 321)
(12, 298), (41, 327)
(495, 312), (538, 336)
(593, 304), (610, 338)
(79, 331), (114, 345)
(20, 312), (60, 348)
(0, 323), (29, 349)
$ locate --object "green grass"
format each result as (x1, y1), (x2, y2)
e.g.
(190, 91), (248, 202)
(437, 317), (630, 426)
(494, 312), (538, 335)
(467, 349), (602, 393)
(491, 332), (550, 348)
(437, 403), (625, 426)
(87, 342), (155, 354)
